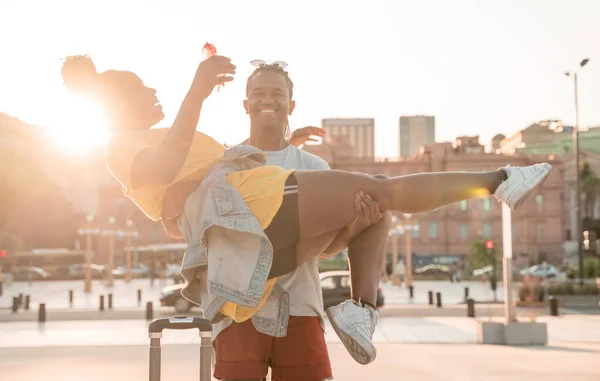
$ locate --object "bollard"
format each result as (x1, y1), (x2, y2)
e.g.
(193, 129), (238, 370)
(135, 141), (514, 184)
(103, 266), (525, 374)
(108, 293), (113, 309)
(464, 287), (469, 301)
(409, 285), (414, 299)
(12, 296), (19, 313)
(145, 301), (153, 320)
(436, 292), (442, 308)
(467, 298), (475, 318)
(99, 295), (105, 311)
(69, 290), (73, 306)
(38, 303), (46, 322)
(24, 295), (30, 310)
(428, 290), (434, 305)
(549, 296), (559, 316)
(19, 293), (24, 307)
(137, 289), (142, 304)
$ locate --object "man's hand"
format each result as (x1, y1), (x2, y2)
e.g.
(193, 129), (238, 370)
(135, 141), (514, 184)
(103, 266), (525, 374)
(319, 191), (383, 258)
(289, 126), (326, 147)
(347, 191), (383, 235)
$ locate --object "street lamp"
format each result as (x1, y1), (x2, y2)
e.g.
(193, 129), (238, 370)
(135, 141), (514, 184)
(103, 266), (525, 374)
(403, 213), (414, 288)
(389, 213), (415, 287)
(123, 220), (139, 284)
(565, 57), (590, 285)
(77, 214), (100, 293)
(103, 217), (116, 288)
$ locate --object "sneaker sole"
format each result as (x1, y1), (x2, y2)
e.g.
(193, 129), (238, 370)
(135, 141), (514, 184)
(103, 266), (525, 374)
(326, 309), (376, 365)
(510, 163), (552, 211)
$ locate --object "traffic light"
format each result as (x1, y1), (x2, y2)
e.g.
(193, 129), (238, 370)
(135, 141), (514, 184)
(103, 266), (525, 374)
(485, 240), (494, 250)
(0, 249), (6, 258)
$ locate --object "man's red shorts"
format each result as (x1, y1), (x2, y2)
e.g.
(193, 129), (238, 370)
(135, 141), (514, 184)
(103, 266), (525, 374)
(213, 316), (332, 381)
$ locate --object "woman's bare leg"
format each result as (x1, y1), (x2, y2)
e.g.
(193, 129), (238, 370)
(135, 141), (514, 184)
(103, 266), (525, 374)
(294, 169), (505, 240)
(347, 211), (392, 306)
(291, 164), (550, 366)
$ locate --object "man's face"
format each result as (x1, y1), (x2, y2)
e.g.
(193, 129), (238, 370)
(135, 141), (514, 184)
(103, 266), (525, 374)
(244, 71), (295, 133)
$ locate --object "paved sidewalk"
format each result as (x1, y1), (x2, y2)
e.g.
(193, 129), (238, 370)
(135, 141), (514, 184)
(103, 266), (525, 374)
(0, 279), (165, 310)
(2, 342), (599, 381)
(2, 315), (600, 348)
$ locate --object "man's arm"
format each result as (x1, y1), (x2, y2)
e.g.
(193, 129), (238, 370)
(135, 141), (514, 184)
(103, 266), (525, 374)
(319, 191), (383, 258)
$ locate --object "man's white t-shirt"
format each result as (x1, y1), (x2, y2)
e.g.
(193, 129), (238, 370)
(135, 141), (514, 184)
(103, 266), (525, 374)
(264, 144), (330, 321)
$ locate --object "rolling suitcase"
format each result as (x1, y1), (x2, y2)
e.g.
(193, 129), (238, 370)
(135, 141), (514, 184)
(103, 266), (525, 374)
(148, 316), (213, 381)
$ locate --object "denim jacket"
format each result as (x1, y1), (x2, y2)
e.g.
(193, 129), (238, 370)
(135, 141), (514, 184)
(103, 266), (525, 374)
(177, 145), (290, 339)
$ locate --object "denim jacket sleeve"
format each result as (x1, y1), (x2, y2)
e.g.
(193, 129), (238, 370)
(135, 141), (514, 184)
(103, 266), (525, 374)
(177, 145), (291, 337)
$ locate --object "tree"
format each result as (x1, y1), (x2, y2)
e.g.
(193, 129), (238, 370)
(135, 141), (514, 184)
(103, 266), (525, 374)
(0, 113), (79, 252)
(580, 161), (599, 221)
(467, 240), (502, 271)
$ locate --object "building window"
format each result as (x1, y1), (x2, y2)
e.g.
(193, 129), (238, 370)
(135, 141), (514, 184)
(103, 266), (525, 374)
(482, 223), (491, 238)
(459, 200), (468, 211)
(460, 223), (468, 240)
(482, 197), (491, 212)
(411, 224), (421, 239)
(538, 223), (546, 240)
(535, 195), (544, 212)
(429, 221), (439, 239)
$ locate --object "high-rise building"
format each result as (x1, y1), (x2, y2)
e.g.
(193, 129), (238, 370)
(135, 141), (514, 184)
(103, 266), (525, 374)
(399, 115), (435, 157)
(322, 118), (375, 158)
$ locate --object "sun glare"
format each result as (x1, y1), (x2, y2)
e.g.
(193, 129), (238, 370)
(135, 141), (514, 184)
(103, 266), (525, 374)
(45, 94), (110, 153)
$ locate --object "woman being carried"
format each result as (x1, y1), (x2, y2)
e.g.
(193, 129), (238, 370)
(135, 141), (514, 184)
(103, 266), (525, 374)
(61, 52), (552, 366)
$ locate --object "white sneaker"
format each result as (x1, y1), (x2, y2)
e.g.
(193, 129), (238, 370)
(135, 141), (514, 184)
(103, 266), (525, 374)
(326, 299), (378, 365)
(494, 163), (552, 211)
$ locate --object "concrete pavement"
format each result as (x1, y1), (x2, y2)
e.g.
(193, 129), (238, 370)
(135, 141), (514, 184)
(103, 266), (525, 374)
(2, 315), (600, 348)
(3, 278), (597, 323)
(1, 342), (599, 381)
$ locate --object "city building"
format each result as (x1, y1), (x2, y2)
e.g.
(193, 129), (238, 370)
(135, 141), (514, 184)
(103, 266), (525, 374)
(399, 115), (435, 157)
(499, 120), (600, 156)
(305, 134), (565, 268)
(322, 118), (375, 159)
(500, 120), (600, 262)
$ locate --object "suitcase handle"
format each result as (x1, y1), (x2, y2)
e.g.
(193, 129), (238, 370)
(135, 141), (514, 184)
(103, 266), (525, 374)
(148, 316), (212, 333)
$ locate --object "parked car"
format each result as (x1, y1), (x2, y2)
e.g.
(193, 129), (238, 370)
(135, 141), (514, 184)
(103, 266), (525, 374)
(68, 263), (106, 279)
(14, 266), (49, 281)
(160, 283), (195, 313)
(160, 270), (385, 313)
(112, 263), (151, 279)
(472, 265), (493, 277)
(414, 264), (450, 276)
(520, 264), (559, 278)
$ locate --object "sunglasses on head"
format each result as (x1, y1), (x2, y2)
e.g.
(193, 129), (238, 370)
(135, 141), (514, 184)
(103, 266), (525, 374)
(250, 59), (288, 70)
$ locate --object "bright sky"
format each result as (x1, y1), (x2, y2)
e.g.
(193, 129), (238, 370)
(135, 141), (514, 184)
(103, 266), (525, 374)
(1, 0), (599, 157)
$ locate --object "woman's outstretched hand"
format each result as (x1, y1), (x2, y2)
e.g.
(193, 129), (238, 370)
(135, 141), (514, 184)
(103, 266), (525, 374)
(192, 55), (236, 101)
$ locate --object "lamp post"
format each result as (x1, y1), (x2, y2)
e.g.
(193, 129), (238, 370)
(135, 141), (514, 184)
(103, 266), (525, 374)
(103, 217), (116, 288)
(565, 58), (590, 285)
(390, 213), (415, 287)
(403, 213), (413, 288)
(123, 220), (139, 284)
(77, 214), (100, 293)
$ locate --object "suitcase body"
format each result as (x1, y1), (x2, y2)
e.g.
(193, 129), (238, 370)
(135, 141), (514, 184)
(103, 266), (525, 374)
(148, 316), (213, 381)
